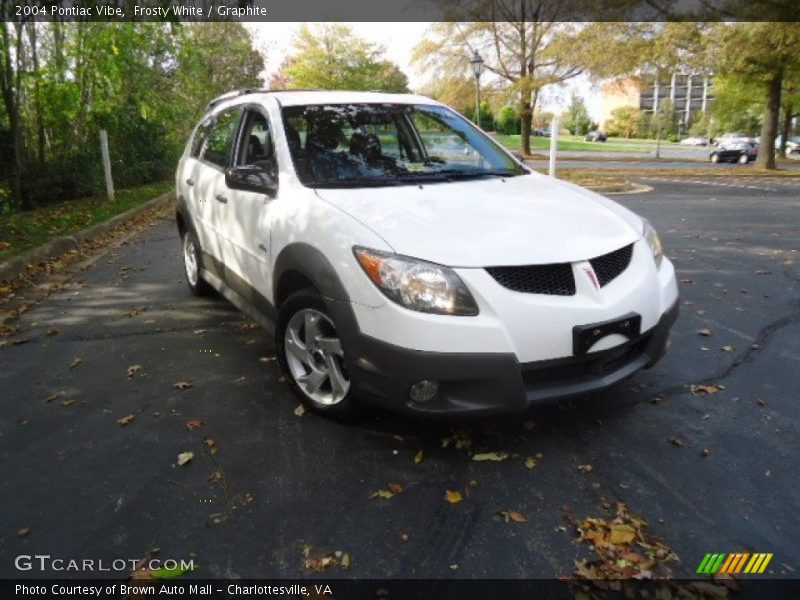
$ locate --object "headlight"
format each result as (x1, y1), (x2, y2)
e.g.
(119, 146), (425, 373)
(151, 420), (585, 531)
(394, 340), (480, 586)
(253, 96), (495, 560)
(642, 218), (663, 268)
(354, 247), (478, 316)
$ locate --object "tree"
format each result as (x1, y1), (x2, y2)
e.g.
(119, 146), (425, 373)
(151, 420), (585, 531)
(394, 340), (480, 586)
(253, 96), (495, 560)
(605, 106), (644, 138)
(0, 21), (265, 209)
(274, 24), (409, 92)
(563, 92), (592, 135)
(412, 7), (608, 155)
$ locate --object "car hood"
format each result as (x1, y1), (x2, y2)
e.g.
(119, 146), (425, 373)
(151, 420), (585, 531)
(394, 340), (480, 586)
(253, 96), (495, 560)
(315, 173), (643, 267)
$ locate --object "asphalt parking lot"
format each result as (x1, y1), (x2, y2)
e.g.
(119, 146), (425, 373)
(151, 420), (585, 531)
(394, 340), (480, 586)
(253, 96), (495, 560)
(1, 177), (798, 589)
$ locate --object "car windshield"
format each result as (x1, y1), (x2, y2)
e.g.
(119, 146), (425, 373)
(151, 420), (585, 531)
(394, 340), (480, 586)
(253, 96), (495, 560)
(281, 103), (527, 188)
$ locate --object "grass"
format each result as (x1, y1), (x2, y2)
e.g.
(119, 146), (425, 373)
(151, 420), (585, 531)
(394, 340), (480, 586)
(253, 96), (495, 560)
(493, 134), (671, 154)
(0, 180), (172, 262)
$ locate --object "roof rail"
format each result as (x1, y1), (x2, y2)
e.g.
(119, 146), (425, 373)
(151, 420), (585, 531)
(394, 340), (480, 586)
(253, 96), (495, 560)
(205, 88), (268, 111)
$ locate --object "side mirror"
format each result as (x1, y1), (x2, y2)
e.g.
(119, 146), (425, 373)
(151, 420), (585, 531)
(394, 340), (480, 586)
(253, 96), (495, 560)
(225, 164), (278, 197)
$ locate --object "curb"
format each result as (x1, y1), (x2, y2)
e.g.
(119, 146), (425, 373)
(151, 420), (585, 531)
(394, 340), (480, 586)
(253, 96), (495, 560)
(0, 191), (175, 283)
(587, 182), (652, 195)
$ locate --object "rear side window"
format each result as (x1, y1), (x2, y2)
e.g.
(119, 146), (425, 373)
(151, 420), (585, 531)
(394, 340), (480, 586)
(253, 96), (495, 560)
(190, 118), (213, 158)
(199, 108), (242, 168)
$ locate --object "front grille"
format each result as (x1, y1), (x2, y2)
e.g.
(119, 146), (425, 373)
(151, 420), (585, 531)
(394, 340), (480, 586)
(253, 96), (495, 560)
(590, 244), (633, 287)
(486, 263), (576, 296)
(486, 243), (633, 296)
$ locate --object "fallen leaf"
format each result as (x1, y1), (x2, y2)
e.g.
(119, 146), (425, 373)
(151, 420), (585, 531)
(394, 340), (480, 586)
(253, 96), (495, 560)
(45, 393), (59, 403)
(757, 398), (767, 407)
(472, 451), (509, 462)
(173, 381), (193, 390)
(697, 328), (713, 336)
(61, 399), (77, 407)
(259, 356), (277, 363)
(341, 553), (351, 569)
(388, 483), (405, 495)
(69, 357), (83, 369)
(193, 329), (208, 335)
(18, 526), (30, 537)
(690, 383), (725, 395)
(413, 450), (424, 464)
(721, 345), (735, 353)
(304, 553), (337, 571)
(577, 464), (593, 474)
(294, 404), (306, 417)
(185, 420), (205, 431)
(177, 452), (194, 466)
(46, 328), (59, 336)
(498, 510), (528, 523)
(449, 563), (459, 570)
(204, 438), (218, 453)
(371, 490), (395, 500)
(702, 448), (710, 457)
(116, 414), (135, 426)
(127, 364), (143, 378)
(444, 490), (463, 504)
(151, 563), (196, 579)
(524, 457), (538, 469)
(209, 513), (228, 525)
(669, 437), (684, 447)
(608, 523), (637, 544)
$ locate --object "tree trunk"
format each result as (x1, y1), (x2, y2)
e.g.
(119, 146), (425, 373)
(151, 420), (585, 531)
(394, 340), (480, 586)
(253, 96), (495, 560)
(780, 101), (792, 158)
(27, 22), (45, 163)
(520, 90), (532, 155)
(0, 22), (25, 209)
(755, 71), (782, 170)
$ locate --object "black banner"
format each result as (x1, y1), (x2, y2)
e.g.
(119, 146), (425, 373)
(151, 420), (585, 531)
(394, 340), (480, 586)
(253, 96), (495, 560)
(4, 579), (800, 600)
(1, 0), (800, 23)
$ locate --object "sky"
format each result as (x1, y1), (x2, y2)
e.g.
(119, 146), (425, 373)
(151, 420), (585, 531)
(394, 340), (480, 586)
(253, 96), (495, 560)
(245, 22), (604, 120)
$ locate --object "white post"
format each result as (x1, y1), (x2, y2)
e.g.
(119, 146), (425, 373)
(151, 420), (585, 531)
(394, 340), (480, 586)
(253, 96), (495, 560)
(100, 129), (114, 202)
(548, 114), (560, 177)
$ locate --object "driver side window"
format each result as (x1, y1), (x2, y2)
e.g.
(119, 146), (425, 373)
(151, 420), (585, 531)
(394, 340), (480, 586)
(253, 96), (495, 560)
(236, 109), (277, 176)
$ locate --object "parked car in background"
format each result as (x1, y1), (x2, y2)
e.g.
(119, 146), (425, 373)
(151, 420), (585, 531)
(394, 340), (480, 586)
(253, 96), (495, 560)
(715, 132), (751, 147)
(175, 89), (678, 419)
(534, 127), (551, 137)
(709, 141), (758, 164)
(585, 130), (607, 142)
(776, 135), (800, 156)
(680, 136), (709, 146)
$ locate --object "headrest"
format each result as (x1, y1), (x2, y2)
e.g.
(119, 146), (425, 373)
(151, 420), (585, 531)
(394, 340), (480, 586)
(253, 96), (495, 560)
(349, 131), (382, 163)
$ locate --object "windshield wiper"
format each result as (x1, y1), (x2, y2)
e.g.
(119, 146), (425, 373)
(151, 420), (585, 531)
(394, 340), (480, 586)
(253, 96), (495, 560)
(431, 169), (519, 179)
(310, 178), (406, 188)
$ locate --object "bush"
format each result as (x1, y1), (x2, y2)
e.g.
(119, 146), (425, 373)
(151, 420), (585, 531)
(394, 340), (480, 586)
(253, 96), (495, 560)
(497, 105), (520, 135)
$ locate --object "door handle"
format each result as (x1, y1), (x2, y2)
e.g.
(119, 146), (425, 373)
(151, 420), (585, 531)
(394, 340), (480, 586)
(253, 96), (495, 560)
(186, 178), (194, 186)
(215, 194), (228, 204)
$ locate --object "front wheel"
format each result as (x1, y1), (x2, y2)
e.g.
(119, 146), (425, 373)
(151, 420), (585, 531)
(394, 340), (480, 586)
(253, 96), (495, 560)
(276, 289), (360, 420)
(738, 153), (749, 165)
(182, 231), (213, 296)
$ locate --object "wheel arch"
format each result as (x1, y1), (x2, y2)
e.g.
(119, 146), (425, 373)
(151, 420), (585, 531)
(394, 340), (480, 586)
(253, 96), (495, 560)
(273, 243), (350, 309)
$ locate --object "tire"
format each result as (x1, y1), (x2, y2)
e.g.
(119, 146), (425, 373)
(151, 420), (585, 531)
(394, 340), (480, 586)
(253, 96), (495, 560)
(738, 154), (749, 165)
(182, 230), (213, 296)
(276, 289), (361, 420)
(710, 153), (720, 163)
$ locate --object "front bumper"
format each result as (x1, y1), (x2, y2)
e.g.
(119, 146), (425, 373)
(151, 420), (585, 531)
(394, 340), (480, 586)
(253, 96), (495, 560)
(334, 299), (679, 416)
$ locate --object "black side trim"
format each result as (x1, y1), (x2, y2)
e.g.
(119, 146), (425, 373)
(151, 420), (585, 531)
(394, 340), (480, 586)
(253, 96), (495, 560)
(201, 251), (276, 323)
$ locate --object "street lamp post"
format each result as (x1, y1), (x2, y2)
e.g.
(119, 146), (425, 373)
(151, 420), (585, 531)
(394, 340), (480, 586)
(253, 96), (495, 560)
(469, 50), (484, 127)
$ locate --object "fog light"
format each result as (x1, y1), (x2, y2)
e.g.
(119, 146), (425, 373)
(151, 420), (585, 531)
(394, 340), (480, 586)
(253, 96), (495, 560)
(409, 380), (439, 403)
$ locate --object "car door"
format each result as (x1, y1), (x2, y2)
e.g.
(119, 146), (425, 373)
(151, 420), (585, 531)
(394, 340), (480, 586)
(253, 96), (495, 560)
(195, 107), (243, 263)
(216, 105), (279, 302)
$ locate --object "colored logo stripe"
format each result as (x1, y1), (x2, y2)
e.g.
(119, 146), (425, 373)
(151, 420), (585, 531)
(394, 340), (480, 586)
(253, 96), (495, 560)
(698, 553), (773, 574)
